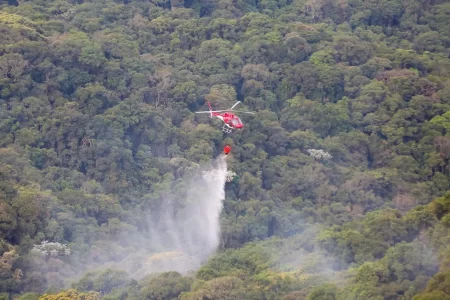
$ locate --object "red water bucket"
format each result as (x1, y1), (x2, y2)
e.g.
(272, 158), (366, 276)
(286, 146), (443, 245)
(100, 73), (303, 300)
(224, 145), (231, 155)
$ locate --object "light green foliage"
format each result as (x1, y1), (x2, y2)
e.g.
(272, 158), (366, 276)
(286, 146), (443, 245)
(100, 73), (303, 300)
(309, 49), (336, 66)
(38, 289), (100, 300)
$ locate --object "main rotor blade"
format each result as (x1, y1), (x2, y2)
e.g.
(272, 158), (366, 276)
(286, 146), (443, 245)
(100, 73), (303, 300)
(196, 109), (239, 113)
(196, 109), (255, 114)
(230, 101), (241, 110)
(232, 111), (255, 114)
(195, 110), (225, 113)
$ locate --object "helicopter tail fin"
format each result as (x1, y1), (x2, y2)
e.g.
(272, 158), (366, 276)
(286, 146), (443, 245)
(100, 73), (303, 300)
(207, 101), (213, 118)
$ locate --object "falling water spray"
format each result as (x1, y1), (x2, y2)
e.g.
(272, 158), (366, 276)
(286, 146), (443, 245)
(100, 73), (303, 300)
(122, 154), (229, 277)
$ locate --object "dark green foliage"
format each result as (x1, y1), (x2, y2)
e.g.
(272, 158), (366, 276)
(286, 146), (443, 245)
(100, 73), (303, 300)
(196, 243), (271, 281)
(307, 283), (337, 300)
(72, 269), (132, 294)
(135, 272), (193, 300)
(0, 0), (450, 298)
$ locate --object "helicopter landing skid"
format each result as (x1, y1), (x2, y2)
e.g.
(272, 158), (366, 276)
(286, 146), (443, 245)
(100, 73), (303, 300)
(222, 125), (233, 133)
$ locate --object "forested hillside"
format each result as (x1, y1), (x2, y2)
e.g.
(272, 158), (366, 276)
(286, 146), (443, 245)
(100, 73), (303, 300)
(1, 0), (450, 299)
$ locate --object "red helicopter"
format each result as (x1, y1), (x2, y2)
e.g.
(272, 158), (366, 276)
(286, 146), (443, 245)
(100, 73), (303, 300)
(195, 101), (255, 133)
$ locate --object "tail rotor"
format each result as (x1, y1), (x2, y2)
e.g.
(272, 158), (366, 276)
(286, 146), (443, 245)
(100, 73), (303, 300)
(207, 101), (213, 118)
(195, 101), (215, 117)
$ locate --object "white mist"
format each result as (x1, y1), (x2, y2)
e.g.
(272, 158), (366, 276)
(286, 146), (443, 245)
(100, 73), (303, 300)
(128, 154), (229, 277)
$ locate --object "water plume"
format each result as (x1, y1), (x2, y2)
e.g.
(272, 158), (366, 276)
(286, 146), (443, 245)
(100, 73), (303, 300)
(119, 154), (229, 278)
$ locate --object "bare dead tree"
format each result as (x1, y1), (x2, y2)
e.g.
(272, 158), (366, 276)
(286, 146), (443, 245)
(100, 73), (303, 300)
(0, 53), (28, 83)
(434, 136), (450, 159)
(393, 193), (416, 212)
(305, 0), (325, 23)
(81, 136), (93, 148)
(375, 69), (418, 84)
(148, 68), (173, 108)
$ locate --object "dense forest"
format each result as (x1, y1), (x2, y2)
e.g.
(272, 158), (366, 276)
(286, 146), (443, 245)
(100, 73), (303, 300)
(1, 0), (450, 298)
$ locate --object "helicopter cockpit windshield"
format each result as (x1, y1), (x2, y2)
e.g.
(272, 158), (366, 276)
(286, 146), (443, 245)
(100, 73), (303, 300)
(231, 117), (243, 127)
